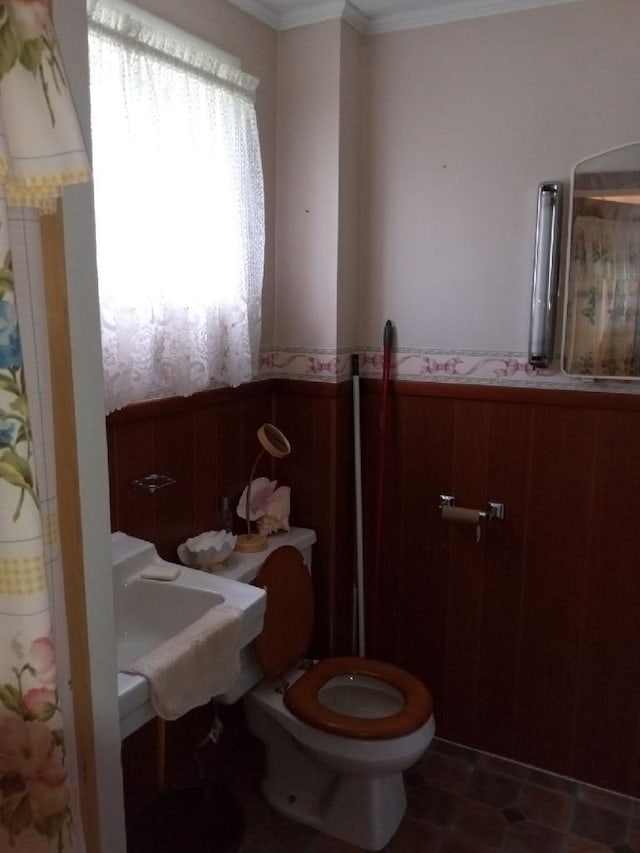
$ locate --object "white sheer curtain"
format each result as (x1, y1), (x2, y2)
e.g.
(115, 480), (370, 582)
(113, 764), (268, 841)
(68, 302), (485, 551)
(88, 1), (265, 412)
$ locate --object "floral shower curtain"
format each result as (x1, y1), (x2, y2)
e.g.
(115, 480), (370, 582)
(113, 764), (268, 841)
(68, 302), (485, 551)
(0, 2), (90, 851)
(563, 214), (640, 377)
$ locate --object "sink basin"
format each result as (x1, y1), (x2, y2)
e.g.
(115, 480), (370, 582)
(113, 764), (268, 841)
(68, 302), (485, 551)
(115, 580), (224, 670)
(112, 532), (266, 738)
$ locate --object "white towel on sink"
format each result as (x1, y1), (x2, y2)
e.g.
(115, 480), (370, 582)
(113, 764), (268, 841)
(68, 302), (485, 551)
(123, 604), (242, 720)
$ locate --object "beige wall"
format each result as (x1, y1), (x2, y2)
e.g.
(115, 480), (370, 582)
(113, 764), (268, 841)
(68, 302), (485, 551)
(52, 0), (640, 369)
(338, 20), (364, 350)
(274, 20), (342, 349)
(70, 0), (640, 368)
(274, 18), (366, 353)
(362, 0), (640, 354)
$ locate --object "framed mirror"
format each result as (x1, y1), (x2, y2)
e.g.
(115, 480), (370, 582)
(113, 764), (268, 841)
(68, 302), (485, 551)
(561, 142), (640, 379)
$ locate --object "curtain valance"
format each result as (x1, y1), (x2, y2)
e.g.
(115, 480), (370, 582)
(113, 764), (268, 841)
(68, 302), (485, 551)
(87, 0), (258, 102)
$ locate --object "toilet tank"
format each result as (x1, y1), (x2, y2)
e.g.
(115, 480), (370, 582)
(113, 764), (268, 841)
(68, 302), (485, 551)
(214, 526), (316, 703)
(218, 526), (316, 583)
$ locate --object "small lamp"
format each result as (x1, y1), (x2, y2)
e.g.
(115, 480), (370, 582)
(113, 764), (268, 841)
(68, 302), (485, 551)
(235, 423), (291, 553)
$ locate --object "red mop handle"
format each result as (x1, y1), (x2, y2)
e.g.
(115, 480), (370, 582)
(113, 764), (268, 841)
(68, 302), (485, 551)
(370, 320), (393, 654)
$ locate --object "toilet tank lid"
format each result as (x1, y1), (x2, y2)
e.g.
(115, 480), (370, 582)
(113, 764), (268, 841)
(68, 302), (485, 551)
(217, 527), (317, 584)
(284, 527), (316, 551)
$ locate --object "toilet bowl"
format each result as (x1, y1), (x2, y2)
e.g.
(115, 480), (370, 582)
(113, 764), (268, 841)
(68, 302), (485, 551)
(242, 544), (435, 851)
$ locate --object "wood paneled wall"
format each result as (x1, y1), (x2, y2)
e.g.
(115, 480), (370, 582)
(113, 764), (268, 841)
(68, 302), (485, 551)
(106, 378), (354, 655)
(271, 380), (354, 653)
(108, 377), (640, 798)
(359, 380), (640, 798)
(107, 382), (274, 559)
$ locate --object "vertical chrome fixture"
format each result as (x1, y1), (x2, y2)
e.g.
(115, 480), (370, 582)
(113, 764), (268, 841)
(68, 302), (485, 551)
(529, 182), (563, 368)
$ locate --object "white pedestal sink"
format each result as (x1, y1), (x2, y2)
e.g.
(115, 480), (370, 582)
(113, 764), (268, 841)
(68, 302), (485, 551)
(112, 532), (266, 738)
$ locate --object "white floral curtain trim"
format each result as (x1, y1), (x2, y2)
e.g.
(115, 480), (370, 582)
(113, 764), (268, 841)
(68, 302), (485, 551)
(0, 5), (90, 213)
(0, 171), (92, 213)
(0, 2), (90, 851)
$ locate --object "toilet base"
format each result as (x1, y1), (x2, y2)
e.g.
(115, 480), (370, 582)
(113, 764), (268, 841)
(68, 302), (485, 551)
(262, 765), (406, 852)
(248, 693), (408, 851)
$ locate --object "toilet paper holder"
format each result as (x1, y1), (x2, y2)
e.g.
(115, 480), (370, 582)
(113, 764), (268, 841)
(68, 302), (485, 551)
(439, 495), (505, 521)
(439, 495), (505, 542)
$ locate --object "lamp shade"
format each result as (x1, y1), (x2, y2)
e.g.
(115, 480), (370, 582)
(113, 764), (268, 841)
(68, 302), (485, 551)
(257, 423), (290, 459)
(235, 423), (291, 553)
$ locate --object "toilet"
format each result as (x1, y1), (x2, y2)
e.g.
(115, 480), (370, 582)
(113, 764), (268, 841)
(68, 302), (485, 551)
(234, 539), (435, 851)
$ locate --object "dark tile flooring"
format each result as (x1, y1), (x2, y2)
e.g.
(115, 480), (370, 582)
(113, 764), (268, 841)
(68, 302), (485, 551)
(228, 737), (640, 853)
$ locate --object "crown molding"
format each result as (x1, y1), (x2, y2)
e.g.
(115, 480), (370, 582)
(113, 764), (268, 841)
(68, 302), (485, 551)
(227, 0), (368, 31)
(368, 0), (581, 33)
(340, 0), (370, 34)
(279, 0), (369, 32)
(228, 0), (582, 34)
(227, 0), (281, 29)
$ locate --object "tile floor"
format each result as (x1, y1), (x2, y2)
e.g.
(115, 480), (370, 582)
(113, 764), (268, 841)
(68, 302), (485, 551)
(227, 736), (640, 853)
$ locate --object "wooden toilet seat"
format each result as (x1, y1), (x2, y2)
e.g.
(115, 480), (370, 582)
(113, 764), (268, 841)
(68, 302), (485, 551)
(253, 546), (433, 740)
(284, 656), (433, 739)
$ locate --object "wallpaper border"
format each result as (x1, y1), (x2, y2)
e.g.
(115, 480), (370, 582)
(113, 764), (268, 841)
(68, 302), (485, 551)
(259, 345), (640, 395)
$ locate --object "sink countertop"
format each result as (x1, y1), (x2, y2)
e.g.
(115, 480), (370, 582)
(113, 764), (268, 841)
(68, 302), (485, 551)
(114, 538), (266, 739)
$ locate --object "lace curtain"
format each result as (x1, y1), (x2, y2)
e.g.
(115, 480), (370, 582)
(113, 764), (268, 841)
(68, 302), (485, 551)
(563, 215), (640, 377)
(88, 2), (265, 412)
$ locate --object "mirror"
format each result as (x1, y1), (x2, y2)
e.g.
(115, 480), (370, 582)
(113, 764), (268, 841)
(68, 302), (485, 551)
(561, 142), (640, 379)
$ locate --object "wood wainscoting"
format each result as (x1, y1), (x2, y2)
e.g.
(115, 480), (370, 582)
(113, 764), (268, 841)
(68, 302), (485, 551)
(106, 378), (354, 656)
(107, 381), (274, 560)
(359, 379), (640, 799)
(108, 377), (640, 798)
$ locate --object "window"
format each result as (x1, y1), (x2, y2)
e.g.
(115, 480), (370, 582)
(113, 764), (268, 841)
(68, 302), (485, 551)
(88, 0), (265, 412)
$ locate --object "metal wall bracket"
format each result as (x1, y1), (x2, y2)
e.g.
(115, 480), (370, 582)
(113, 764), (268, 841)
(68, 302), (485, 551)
(482, 501), (505, 521)
(131, 473), (177, 494)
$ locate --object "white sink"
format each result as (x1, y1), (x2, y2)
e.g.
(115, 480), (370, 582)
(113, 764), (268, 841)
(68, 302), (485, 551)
(112, 531), (266, 738)
(115, 579), (225, 670)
